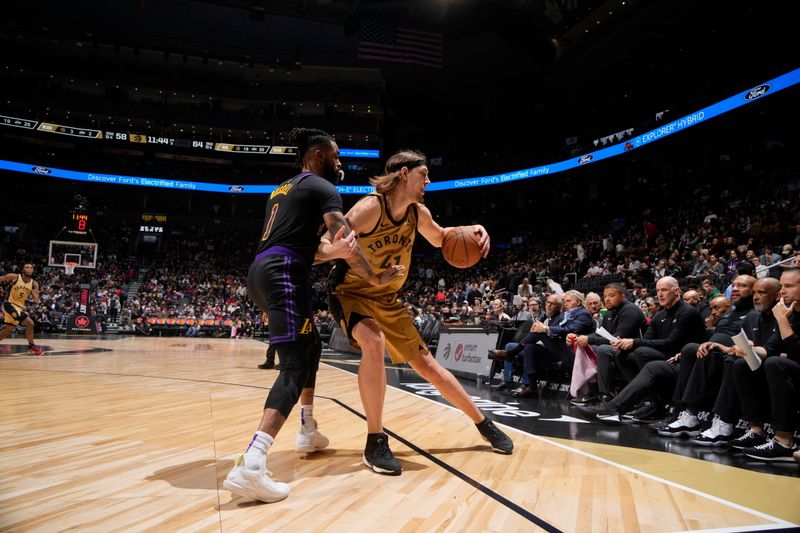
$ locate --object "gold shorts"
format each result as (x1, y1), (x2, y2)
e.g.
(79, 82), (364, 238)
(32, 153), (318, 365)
(330, 291), (428, 363)
(2, 302), (27, 326)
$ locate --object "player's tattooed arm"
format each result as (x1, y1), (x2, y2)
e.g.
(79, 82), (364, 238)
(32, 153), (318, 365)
(315, 216), (356, 263)
(319, 198), (404, 285)
(319, 211), (384, 285)
(32, 280), (40, 304)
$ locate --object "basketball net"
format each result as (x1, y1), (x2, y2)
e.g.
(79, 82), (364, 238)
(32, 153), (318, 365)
(64, 262), (77, 276)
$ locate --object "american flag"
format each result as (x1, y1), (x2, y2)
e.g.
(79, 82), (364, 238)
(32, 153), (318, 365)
(358, 18), (442, 69)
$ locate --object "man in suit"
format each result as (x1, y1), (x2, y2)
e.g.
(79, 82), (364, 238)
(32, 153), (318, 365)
(490, 290), (594, 397)
(490, 295), (561, 392)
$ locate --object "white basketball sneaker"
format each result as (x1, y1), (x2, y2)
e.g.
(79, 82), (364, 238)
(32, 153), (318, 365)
(223, 454), (290, 503)
(294, 419), (330, 453)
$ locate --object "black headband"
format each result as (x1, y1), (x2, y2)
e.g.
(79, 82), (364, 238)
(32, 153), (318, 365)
(387, 158), (426, 173)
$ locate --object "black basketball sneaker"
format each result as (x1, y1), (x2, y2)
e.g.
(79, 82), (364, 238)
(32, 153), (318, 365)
(363, 433), (402, 475)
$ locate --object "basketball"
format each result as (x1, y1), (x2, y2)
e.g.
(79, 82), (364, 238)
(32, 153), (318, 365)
(442, 226), (482, 268)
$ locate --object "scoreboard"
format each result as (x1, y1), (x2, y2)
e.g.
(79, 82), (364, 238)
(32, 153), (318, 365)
(138, 213), (168, 247)
(0, 114), (380, 158)
(68, 209), (90, 236)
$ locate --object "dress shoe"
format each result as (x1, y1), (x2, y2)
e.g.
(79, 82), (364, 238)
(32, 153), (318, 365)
(513, 386), (538, 398)
(627, 401), (663, 423)
(487, 349), (508, 360)
(490, 381), (516, 391)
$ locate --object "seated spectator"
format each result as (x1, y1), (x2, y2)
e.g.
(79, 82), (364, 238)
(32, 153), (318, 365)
(645, 297), (661, 322)
(633, 286), (651, 308)
(237, 320), (253, 338)
(759, 246), (780, 267)
(491, 298), (511, 322)
(490, 294), (563, 392)
(512, 299), (533, 321)
(569, 282), (646, 405)
(694, 277), (780, 447)
(742, 268), (800, 461)
(701, 279), (722, 302)
(726, 250), (742, 276)
(778, 246), (798, 270)
(682, 290), (702, 308)
(609, 277), (707, 407)
(704, 255), (725, 277)
(528, 298), (546, 322)
(517, 278), (534, 298)
(186, 322), (201, 337)
(585, 292), (603, 326)
(665, 257), (683, 278)
(659, 275), (755, 437)
(586, 262), (604, 277)
(489, 290), (593, 398)
(686, 251), (708, 280)
(752, 256), (768, 279)
(653, 260), (667, 281)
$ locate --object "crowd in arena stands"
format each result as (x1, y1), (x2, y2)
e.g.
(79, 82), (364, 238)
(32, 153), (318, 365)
(129, 228), (260, 336)
(125, 228), (338, 338)
(0, 249), (133, 334)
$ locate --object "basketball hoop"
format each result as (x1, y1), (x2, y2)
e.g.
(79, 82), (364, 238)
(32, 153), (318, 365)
(64, 262), (77, 276)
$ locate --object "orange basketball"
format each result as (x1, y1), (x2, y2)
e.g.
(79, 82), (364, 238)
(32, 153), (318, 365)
(442, 226), (483, 268)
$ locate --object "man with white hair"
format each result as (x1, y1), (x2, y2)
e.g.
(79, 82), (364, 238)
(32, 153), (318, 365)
(489, 290), (593, 398)
(585, 292), (603, 328)
(491, 294), (560, 392)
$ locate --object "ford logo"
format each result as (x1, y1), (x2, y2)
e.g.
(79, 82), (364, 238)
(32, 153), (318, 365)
(578, 154), (594, 165)
(744, 84), (770, 101)
(228, 185), (245, 192)
(33, 166), (53, 174)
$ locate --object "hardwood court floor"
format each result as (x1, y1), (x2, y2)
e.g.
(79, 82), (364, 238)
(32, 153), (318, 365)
(0, 337), (798, 532)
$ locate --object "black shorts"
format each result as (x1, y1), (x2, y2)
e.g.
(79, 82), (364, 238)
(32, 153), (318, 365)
(248, 249), (315, 345)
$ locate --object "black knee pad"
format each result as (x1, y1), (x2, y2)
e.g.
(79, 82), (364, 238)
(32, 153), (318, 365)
(264, 341), (313, 417)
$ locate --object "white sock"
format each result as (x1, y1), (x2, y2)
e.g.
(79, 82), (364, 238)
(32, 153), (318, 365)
(300, 405), (315, 431)
(243, 431), (273, 471)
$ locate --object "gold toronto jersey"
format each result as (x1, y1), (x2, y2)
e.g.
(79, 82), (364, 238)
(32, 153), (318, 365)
(335, 193), (418, 297)
(7, 274), (33, 308)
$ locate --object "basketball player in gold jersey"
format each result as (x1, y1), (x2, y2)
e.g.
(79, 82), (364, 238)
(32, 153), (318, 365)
(0, 263), (44, 355)
(324, 150), (513, 475)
